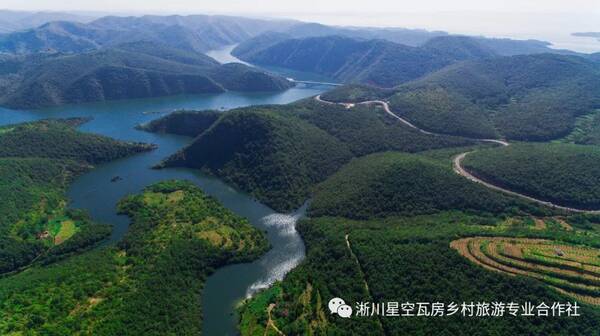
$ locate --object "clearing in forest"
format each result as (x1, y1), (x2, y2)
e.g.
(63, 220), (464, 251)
(451, 237), (600, 305)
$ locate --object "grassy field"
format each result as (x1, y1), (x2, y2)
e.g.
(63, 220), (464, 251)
(53, 220), (78, 245)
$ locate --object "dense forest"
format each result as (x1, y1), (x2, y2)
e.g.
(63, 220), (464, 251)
(462, 143), (600, 209)
(290, 99), (473, 156)
(0, 119), (152, 274)
(304, 53), (600, 143)
(137, 110), (220, 137)
(156, 100), (473, 212)
(310, 151), (542, 219)
(160, 107), (354, 212)
(389, 54), (600, 141)
(0, 42), (292, 109)
(0, 119), (155, 163)
(240, 214), (600, 335)
(561, 110), (600, 145)
(232, 35), (496, 87)
(3, 12), (600, 336)
(0, 180), (268, 334)
(320, 84), (394, 103)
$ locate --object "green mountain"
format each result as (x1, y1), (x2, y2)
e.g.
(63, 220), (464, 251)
(233, 35), (496, 87)
(319, 83), (394, 102)
(238, 22), (567, 55)
(0, 118), (155, 163)
(290, 99), (472, 157)
(1, 14), (572, 58)
(0, 21), (107, 54)
(227, 31), (291, 61)
(137, 110), (221, 137)
(154, 100), (472, 211)
(310, 151), (537, 219)
(0, 42), (292, 109)
(160, 107), (354, 212)
(280, 22), (448, 46)
(0, 119), (154, 274)
(462, 143), (600, 210)
(473, 37), (576, 56)
(389, 53), (600, 140)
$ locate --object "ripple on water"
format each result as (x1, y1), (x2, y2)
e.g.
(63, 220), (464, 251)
(245, 211), (305, 297)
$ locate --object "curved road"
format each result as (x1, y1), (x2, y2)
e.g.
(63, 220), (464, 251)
(315, 95), (600, 214)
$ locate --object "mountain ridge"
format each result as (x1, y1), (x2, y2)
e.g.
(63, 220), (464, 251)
(233, 35), (498, 87)
(0, 42), (292, 109)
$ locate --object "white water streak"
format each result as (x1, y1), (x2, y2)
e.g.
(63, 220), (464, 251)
(245, 211), (304, 297)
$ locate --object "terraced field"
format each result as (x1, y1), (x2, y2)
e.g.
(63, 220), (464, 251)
(451, 237), (600, 305)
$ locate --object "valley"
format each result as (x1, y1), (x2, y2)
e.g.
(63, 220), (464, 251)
(0, 86), (329, 335)
(1, 10), (600, 336)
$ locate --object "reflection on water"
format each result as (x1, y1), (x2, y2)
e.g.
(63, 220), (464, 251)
(206, 44), (252, 66)
(207, 43), (340, 83)
(246, 204), (307, 298)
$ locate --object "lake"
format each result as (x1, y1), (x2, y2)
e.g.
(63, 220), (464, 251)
(0, 83), (332, 334)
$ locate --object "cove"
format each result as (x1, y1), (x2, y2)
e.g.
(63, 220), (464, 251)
(0, 84), (330, 335)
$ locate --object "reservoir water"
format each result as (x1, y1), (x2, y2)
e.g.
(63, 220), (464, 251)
(0, 82), (331, 334)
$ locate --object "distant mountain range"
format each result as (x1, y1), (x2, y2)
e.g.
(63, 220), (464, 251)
(573, 32), (600, 41)
(0, 13), (576, 58)
(389, 53), (600, 141)
(233, 35), (498, 87)
(233, 29), (585, 87)
(0, 14), (298, 55)
(0, 10), (96, 34)
(0, 41), (292, 109)
(321, 52), (600, 141)
(0, 13), (596, 108)
(275, 22), (448, 47)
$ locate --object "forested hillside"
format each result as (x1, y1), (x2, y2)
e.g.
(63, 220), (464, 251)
(0, 180), (268, 334)
(137, 110), (220, 137)
(0, 119), (153, 274)
(292, 99), (473, 156)
(233, 35), (496, 87)
(319, 84), (393, 103)
(275, 22), (449, 46)
(2, 10), (600, 336)
(310, 151), (540, 219)
(389, 54), (600, 140)
(462, 143), (600, 209)
(155, 100), (473, 212)
(0, 42), (292, 109)
(0, 118), (155, 163)
(160, 108), (354, 212)
(561, 110), (600, 145)
(240, 213), (600, 335)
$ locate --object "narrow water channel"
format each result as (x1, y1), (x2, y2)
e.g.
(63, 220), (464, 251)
(0, 83), (330, 335)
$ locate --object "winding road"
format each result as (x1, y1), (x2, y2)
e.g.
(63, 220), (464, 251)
(315, 95), (600, 214)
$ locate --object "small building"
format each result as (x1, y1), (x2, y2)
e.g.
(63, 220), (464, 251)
(37, 230), (50, 239)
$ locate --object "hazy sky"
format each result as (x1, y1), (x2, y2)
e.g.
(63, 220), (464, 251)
(2, 0), (599, 14)
(3, 0), (600, 52)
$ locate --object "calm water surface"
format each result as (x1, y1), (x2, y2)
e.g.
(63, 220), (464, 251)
(0, 84), (330, 335)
